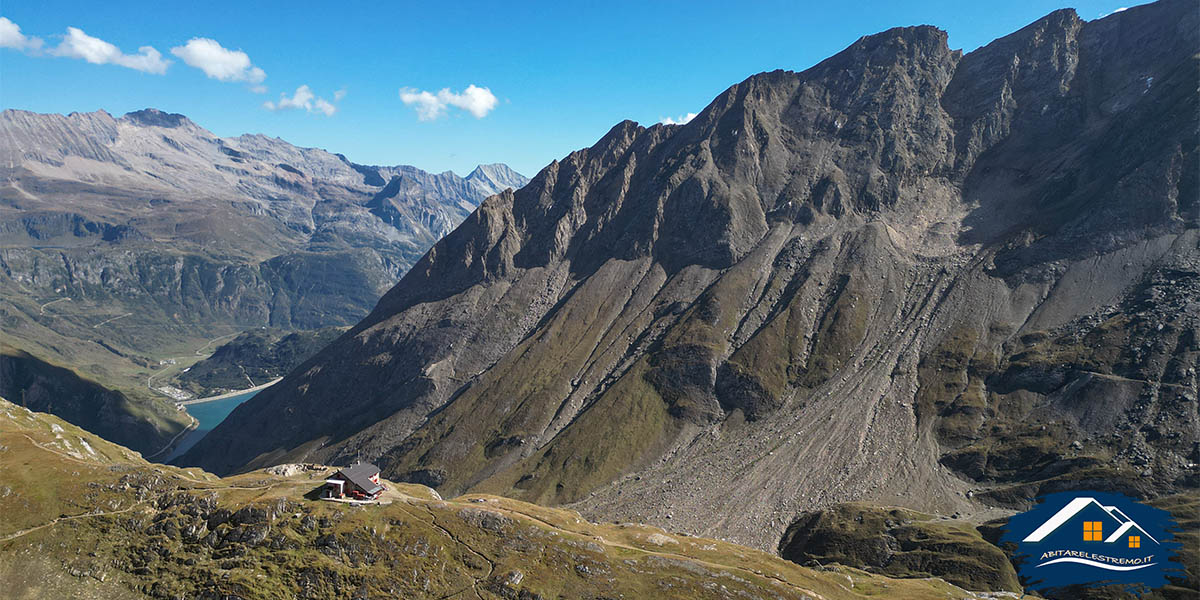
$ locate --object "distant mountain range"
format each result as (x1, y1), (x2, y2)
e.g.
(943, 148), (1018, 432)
(0, 107), (527, 452)
(180, 0), (1197, 554)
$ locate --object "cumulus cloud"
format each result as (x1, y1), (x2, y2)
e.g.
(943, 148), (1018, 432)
(170, 38), (265, 86)
(312, 97), (336, 116)
(660, 112), (697, 126)
(263, 85), (341, 116)
(51, 27), (170, 74)
(0, 17), (43, 52)
(399, 84), (498, 120)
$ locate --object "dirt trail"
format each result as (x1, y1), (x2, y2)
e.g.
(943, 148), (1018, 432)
(92, 312), (132, 328)
(1078, 370), (1187, 390)
(415, 504), (495, 600)
(21, 434), (109, 467)
(1, 503), (144, 542)
(194, 332), (242, 356)
(38, 297), (69, 314)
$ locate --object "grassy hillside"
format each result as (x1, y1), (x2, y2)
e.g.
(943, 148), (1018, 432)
(0, 397), (1005, 599)
(779, 503), (1022, 593)
(0, 345), (188, 455)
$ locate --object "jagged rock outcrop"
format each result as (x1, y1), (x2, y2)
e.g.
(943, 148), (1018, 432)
(181, 1), (1198, 551)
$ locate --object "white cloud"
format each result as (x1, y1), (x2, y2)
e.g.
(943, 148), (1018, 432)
(313, 97), (336, 117)
(660, 112), (697, 126)
(51, 27), (170, 74)
(263, 85), (340, 116)
(170, 38), (265, 86)
(0, 17), (43, 52)
(399, 84), (498, 120)
(264, 85), (313, 110)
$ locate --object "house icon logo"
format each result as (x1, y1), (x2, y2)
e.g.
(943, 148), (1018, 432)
(1001, 491), (1183, 593)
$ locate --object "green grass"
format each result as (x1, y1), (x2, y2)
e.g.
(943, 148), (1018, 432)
(0, 397), (1001, 600)
(479, 358), (677, 505)
(779, 503), (1022, 593)
(0, 345), (189, 455)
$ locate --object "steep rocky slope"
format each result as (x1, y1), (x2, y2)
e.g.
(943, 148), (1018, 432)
(0, 108), (527, 452)
(182, 0), (1198, 552)
(0, 398), (994, 600)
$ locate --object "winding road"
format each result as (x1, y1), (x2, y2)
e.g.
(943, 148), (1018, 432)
(38, 297), (70, 315)
(142, 414), (199, 460)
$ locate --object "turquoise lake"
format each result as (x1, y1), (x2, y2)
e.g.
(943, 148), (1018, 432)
(164, 390), (259, 463)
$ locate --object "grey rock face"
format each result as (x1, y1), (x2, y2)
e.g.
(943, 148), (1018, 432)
(465, 163), (533, 197)
(182, 0), (1196, 552)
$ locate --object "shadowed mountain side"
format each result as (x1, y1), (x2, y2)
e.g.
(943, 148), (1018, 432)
(0, 345), (184, 456)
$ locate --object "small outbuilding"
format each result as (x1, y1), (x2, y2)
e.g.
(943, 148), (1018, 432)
(324, 462), (384, 500)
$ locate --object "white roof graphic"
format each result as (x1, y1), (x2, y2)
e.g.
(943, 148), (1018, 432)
(1022, 497), (1158, 544)
(1105, 520), (1158, 544)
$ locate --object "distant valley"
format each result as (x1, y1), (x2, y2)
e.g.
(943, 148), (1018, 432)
(0, 108), (527, 453)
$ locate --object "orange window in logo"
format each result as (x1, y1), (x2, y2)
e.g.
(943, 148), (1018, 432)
(1084, 521), (1103, 541)
(1129, 535), (1141, 548)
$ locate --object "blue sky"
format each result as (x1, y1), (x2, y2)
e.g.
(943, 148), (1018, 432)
(1, 1), (1137, 177)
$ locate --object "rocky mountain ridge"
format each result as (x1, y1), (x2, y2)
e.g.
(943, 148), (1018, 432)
(0, 107), (526, 258)
(181, 0), (1197, 552)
